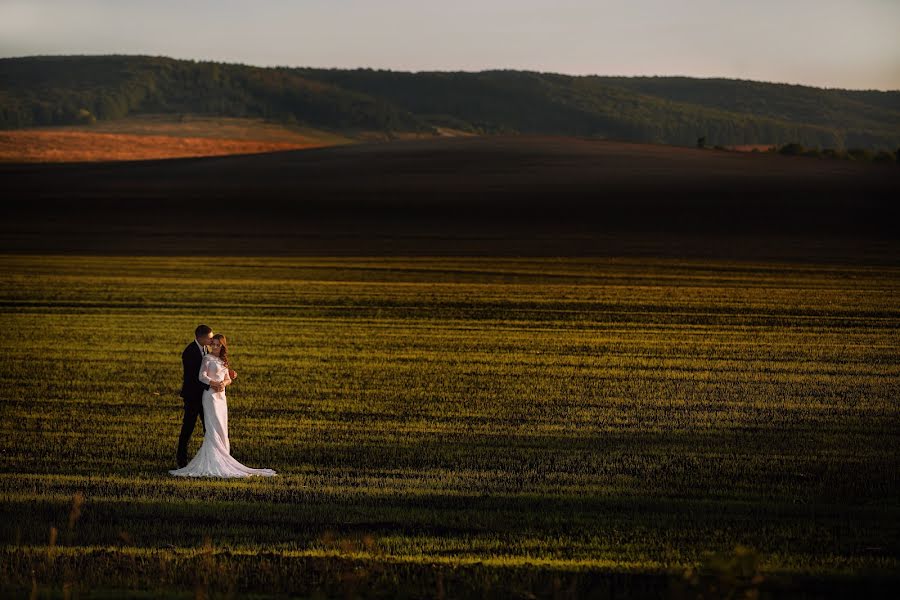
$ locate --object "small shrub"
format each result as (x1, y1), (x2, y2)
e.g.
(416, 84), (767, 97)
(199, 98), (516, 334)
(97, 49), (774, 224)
(75, 108), (96, 125)
(873, 151), (895, 164)
(697, 136), (706, 149)
(678, 546), (765, 600)
(847, 148), (874, 161)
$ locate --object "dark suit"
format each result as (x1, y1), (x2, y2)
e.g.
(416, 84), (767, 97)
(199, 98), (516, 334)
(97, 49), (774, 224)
(176, 341), (210, 466)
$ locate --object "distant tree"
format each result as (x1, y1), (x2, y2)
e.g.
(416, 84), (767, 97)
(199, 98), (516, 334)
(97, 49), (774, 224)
(778, 143), (805, 156)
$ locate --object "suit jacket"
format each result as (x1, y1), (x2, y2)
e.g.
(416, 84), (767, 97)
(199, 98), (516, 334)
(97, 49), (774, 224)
(180, 341), (210, 401)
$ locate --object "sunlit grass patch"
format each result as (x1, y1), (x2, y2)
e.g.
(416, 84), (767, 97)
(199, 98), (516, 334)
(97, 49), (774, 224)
(1, 255), (898, 596)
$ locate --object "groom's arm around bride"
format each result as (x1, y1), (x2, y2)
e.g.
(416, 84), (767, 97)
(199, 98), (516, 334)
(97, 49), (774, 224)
(176, 324), (215, 468)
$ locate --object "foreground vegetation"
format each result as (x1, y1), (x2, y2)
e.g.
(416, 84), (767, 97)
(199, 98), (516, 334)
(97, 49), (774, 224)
(1, 255), (898, 597)
(2, 55), (899, 149)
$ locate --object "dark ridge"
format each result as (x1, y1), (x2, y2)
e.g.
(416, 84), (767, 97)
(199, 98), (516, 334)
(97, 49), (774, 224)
(2, 55), (899, 150)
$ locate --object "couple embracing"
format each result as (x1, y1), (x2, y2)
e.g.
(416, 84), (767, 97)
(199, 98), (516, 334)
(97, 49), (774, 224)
(170, 324), (276, 478)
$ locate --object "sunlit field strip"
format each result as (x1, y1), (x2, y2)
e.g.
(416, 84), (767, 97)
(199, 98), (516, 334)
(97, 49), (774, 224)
(1, 254), (898, 595)
(6, 543), (897, 576)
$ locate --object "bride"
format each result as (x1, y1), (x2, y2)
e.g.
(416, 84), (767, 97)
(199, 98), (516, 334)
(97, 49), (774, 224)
(170, 334), (276, 478)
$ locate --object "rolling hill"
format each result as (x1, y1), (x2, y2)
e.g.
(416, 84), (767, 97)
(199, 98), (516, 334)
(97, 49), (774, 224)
(2, 55), (899, 150)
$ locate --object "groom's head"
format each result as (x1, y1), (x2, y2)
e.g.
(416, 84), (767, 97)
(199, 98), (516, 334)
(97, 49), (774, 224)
(195, 324), (213, 345)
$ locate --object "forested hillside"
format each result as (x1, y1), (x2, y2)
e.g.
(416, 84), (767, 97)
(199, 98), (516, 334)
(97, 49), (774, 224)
(2, 55), (898, 149)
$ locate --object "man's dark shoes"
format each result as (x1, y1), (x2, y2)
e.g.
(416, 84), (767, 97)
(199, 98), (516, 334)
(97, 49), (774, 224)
(176, 457), (188, 469)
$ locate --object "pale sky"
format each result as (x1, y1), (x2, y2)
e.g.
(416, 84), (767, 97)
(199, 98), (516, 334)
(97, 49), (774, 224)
(1, 0), (899, 90)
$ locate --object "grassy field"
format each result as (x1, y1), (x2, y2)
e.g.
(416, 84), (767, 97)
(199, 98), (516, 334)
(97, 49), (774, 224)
(1, 255), (899, 598)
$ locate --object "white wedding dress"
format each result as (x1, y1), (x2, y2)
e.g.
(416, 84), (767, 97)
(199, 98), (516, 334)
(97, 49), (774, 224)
(169, 354), (276, 478)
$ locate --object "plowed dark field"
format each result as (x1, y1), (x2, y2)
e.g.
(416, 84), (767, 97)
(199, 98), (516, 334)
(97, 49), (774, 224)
(2, 136), (897, 259)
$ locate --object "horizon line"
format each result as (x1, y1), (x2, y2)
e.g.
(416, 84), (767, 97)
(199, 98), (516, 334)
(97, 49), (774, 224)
(3, 52), (898, 94)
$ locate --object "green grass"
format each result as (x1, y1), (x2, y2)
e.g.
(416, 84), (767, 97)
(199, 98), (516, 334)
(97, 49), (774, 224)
(1, 255), (898, 598)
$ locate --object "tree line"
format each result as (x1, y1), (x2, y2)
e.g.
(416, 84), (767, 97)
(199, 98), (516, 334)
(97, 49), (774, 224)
(1, 55), (898, 150)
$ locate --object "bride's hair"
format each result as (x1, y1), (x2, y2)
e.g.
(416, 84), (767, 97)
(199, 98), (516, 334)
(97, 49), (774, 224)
(213, 334), (230, 369)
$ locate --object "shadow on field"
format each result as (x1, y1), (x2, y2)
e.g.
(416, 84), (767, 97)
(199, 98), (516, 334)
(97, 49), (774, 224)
(3, 543), (899, 600)
(3, 136), (898, 262)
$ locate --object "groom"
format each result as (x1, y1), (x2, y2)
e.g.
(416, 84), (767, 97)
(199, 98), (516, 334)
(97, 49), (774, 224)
(176, 324), (226, 468)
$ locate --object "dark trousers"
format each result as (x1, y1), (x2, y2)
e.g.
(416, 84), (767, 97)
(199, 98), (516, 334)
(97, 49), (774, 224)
(176, 395), (205, 464)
